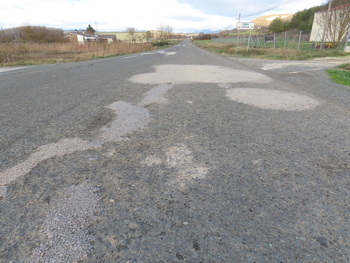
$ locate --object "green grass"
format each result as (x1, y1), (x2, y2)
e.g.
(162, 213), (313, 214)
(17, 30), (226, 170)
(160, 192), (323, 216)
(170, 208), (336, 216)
(327, 64), (350, 86)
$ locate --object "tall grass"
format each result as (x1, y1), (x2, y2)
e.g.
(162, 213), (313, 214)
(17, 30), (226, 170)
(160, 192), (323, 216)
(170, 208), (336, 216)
(0, 42), (155, 67)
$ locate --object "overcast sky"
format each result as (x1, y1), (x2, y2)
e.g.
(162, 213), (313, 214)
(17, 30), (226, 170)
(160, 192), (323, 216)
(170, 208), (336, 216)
(0, 0), (325, 33)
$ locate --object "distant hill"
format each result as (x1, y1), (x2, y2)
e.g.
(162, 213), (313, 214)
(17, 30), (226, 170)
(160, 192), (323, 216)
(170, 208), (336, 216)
(251, 14), (293, 28)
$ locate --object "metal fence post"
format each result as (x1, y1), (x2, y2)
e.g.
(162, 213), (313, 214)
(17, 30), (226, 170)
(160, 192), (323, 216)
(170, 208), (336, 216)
(247, 31), (251, 51)
(344, 24), (350, 52)
(235, 32), (240, 53)
(284, 31), (287, 49)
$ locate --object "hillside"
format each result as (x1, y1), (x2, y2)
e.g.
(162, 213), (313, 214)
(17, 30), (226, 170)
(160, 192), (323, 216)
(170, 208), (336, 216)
(251, 14), (293, 28)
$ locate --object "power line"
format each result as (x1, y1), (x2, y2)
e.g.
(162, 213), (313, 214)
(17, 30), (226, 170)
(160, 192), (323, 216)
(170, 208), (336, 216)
(241, 0), (298, 17)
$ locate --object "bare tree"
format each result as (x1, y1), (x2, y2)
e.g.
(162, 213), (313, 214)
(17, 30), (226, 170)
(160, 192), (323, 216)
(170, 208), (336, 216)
(143, 31), (153, 42)
(136, 34), (144, 43)
(158, 23), (173, 42)
(316, 0), (350, 48)
(126, 27), (137, 43)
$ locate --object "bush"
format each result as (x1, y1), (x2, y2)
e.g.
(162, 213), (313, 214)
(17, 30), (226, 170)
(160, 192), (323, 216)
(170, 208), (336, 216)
(0, 26), (64, 43)
(195, 34), (212, 40)
(151, 41), (169, 47)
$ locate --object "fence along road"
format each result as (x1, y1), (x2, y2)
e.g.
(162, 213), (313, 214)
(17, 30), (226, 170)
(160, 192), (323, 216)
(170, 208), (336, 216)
(0, 39), (349, 262)
(211, 29), (327, 49)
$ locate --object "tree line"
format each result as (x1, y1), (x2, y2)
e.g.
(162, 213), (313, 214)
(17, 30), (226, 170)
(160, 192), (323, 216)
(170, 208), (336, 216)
(0, 23), (179, 44)
(268, 0), (349, 33)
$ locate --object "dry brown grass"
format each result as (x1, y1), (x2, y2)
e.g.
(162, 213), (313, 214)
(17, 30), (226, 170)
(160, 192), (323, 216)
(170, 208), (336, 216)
(0, 42), (155, 67)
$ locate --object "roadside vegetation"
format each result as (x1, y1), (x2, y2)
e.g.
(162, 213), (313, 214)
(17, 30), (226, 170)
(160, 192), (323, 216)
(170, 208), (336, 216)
(327, 64), (350, 86)
(193, 40), (349, 60)
(194, 40), (350, 86)
(193, 0), (349, 61)
(0, 24), (181, 67)
(0, 42), (155, 67)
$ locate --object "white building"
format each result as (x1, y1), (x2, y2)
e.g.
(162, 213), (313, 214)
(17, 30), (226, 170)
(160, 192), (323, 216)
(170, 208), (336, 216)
(65, 31), (117, 44)
(310, 3), (350, 43)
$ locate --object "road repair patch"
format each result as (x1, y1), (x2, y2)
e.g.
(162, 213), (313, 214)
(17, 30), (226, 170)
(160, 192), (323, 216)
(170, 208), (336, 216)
(129, 64), (271, 84)
(226, 88), (320, 111)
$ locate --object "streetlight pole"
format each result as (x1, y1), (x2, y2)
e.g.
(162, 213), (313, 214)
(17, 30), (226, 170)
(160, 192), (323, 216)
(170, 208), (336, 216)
(320, 0), (332, 49)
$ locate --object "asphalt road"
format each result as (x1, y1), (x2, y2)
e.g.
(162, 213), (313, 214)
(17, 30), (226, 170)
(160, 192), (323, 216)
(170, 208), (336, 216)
(0, 39), (349, 262)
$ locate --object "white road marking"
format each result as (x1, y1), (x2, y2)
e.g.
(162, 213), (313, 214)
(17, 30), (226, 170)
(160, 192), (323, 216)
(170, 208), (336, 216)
(0, 67), (26, 73)
(140, 53), (155, 56)
(157, 51), (177, 56)
(122, 55), (138, 59)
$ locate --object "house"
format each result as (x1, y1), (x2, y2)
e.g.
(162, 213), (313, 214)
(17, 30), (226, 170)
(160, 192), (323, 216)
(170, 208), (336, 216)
(67, 31), (117, 44)
(98, 34), (117, 44)
(310, 3), (350, 43)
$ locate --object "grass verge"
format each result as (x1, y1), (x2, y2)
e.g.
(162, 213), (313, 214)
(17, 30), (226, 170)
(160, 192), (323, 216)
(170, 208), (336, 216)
(327, 64), (350, 86)
(193, 40), (350, 61)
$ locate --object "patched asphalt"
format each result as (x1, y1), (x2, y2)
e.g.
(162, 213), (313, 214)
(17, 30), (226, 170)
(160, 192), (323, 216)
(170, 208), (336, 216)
(0, 39), (349, 262)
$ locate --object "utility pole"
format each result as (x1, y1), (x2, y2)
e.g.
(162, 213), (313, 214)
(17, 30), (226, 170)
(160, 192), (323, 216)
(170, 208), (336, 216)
(235, 13), (241, 53)
(320, 0), (332, 49)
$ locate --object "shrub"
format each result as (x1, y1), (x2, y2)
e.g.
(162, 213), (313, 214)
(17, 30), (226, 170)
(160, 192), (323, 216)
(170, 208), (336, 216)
(1, 26), (64, 43)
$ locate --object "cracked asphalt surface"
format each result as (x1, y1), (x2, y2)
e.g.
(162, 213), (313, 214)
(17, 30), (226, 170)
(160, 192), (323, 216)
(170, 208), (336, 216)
(0, 39), (349, 262)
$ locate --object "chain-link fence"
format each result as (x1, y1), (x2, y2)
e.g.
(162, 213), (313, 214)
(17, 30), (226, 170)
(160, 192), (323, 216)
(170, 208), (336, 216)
(211, 30), (314, 50)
